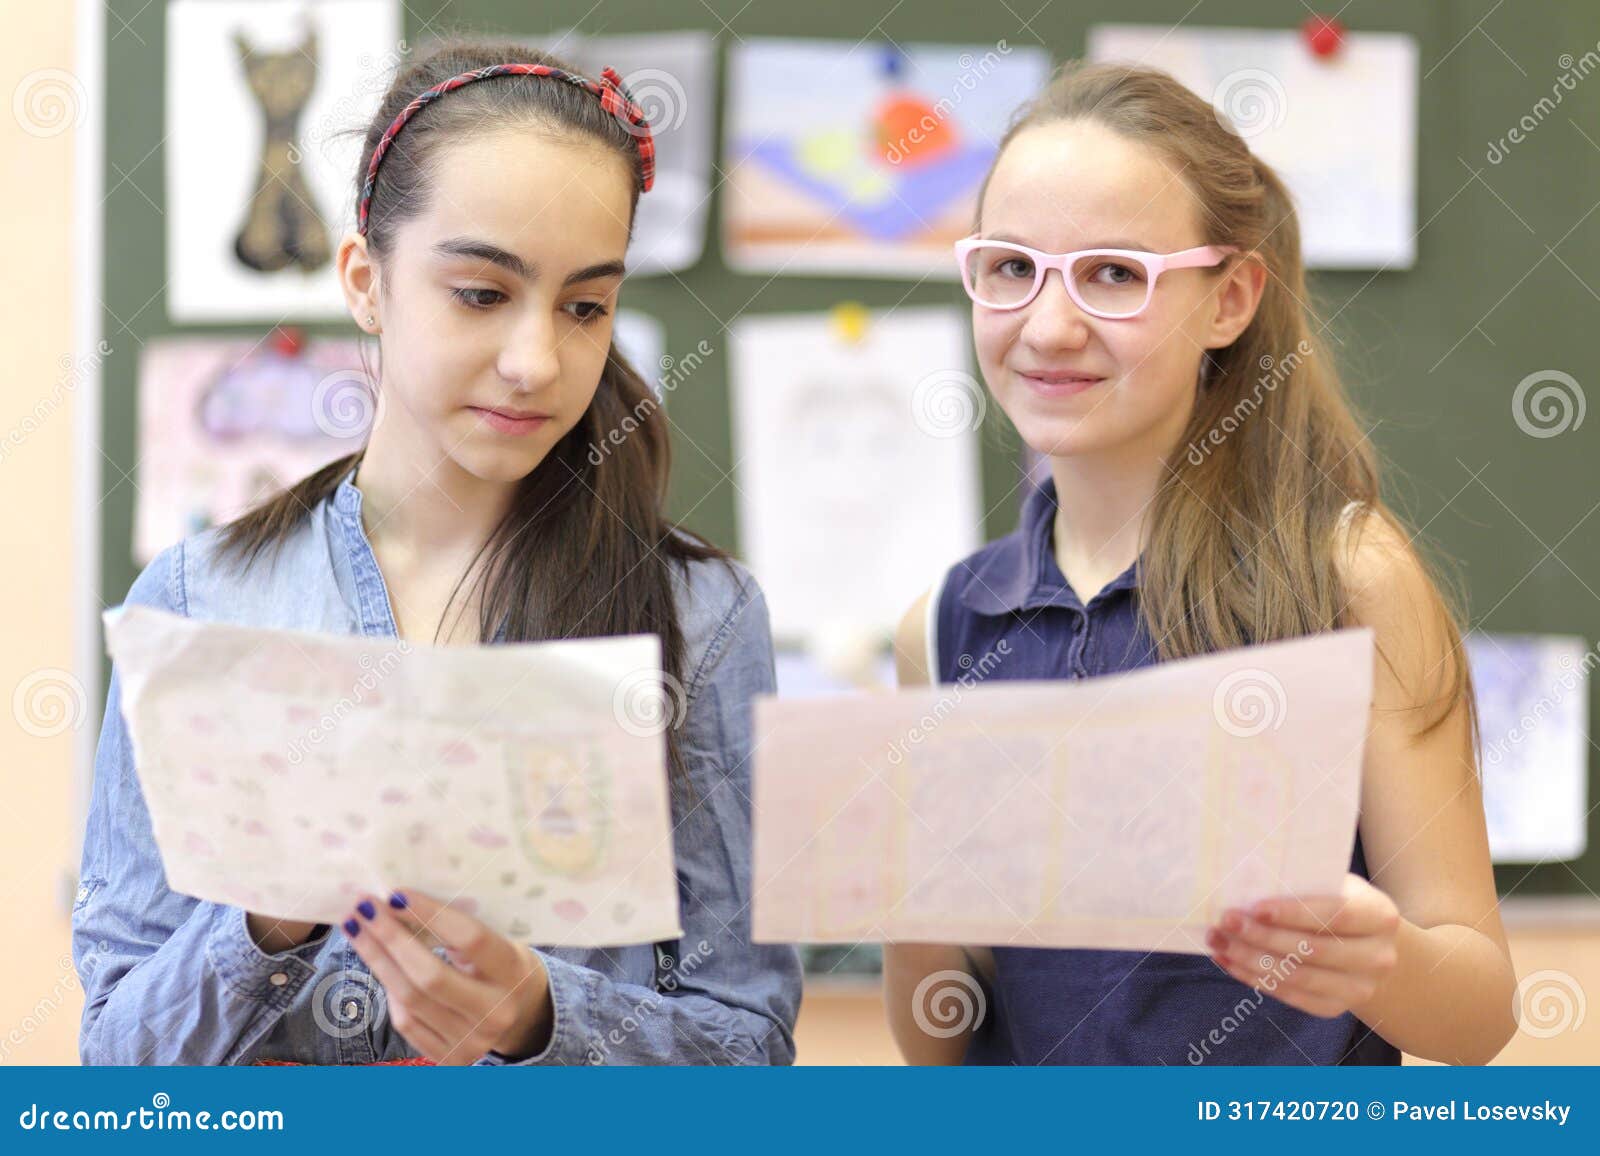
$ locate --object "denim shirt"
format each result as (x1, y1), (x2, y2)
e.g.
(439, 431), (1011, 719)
(73, 467), (802, 1065)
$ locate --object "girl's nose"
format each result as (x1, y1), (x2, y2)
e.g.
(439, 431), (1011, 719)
(1018, 270), (1094, 352)
(497, 313), (562, 391)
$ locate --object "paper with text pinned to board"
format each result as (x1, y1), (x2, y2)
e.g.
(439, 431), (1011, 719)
(753, 628), (1374, 953)
(102, 605), (683, 947)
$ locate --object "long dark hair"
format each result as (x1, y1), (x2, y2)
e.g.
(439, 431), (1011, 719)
(216, 39), (726, 783)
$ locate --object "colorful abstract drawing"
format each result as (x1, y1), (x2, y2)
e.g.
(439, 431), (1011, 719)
(723, 39), (1050, 277)
(135, 332), (374, 563)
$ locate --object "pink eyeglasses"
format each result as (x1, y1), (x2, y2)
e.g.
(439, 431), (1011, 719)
(954, 237), (1239, 318)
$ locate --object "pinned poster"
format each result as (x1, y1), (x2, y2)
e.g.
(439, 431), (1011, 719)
(134, 331), (376, 564)
(527, 29), (716, 275)
(103, 605), (681, 946)
(723, 38), (1051, 277)
(729, 306), (983, 643)
(1087, 24), (1418, 269)
(1466, 633), (1591, 863)
(611, 309), (667, 399)
(754, 629), (1374, 953)
(166, 0), (402, 320)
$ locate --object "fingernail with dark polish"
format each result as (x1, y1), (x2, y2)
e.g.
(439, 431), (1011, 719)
(343, 918), (361, 938)
(357, 900), (376, 920)
(388, 891), (408, 909)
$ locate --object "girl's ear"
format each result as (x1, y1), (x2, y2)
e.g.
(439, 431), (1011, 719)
(1203, 254), (1267, 350)
(337, 231), (382, 334)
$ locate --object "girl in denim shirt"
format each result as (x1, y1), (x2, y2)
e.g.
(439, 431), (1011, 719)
(74, 39), (800, 1066)
(885, 62), (1516, 1066)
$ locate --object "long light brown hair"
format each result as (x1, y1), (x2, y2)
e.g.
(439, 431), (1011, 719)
(985, 62), (1475, 740)
(216, 39), (725, 783)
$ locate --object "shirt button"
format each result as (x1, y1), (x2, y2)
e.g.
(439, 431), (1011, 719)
(75, 885), (89, 903)
(268, 972), (289, 986)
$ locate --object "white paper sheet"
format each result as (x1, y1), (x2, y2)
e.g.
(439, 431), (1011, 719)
(753, 629), (1374, 953)
(1467, 632), (1591, 863)
(166, 0), (401, 320)
(1088, 24), (1418, 269)
(103, 605), (682, 946)
(729, 306), (983, 643)
(527, 30), (717, 276)
(611, 309), (667, 399)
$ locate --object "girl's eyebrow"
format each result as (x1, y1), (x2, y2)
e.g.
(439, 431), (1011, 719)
(986, 231), (1155, 251)
(562, 258), (628, 286)
(432, 237), (627, 285)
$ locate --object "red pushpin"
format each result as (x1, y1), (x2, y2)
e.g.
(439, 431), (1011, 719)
(269, 325), (305, 357)
(1302, 14), (1345, 59)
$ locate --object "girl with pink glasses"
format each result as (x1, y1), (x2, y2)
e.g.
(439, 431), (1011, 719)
(885, 62), (1515, 1066)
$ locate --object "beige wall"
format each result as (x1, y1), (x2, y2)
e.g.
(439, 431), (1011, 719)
(1, 0), (85, 1065)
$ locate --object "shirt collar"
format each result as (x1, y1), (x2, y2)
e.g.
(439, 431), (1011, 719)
(958, 475), (1141, 615)
(332, 462), (364, 519)
(330, 460), (511, 643)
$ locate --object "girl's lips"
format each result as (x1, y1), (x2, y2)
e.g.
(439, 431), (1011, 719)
(470, 406), (552, 436)
(1016, 371), (1107, 398)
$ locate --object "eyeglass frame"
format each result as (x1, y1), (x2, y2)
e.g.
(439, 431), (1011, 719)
(953, 237), (1241, 318)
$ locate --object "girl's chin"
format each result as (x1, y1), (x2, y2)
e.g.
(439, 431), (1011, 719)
(448, 440), (555, 484)
(1013, 418), (1124, 460)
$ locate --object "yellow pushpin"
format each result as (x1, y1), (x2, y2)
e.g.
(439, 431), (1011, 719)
(831, 301), (871, 344)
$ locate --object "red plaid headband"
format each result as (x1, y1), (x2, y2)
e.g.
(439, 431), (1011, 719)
(356, 63), (656, 235)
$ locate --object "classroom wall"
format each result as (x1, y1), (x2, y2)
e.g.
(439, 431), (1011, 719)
(1, 0), (85, 1065)
(3, 0), (1597, 1067)
(96, 0), (1600, 899)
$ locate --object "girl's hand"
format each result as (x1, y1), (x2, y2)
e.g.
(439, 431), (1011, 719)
(342, 888), (552, 1064)
(1205, 873), (1401, 1019)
